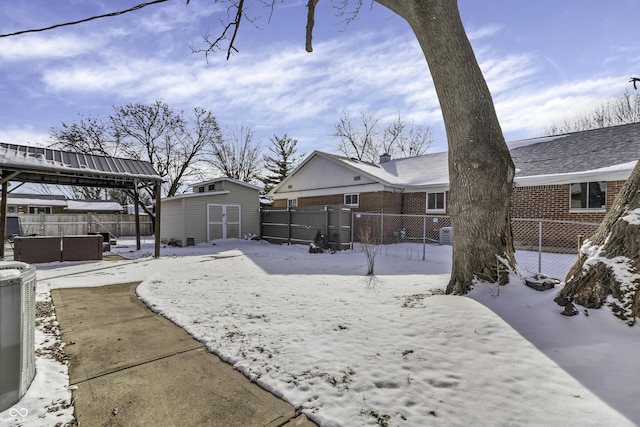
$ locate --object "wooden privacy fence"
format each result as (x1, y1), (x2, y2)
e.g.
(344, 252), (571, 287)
(15, 213), (153, 238)
(261, 205), (352, 250)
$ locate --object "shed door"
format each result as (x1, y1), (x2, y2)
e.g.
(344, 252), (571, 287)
(207, 204), (241, 240)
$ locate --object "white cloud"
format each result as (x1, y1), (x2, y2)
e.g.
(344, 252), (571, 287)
(0, 127), (51, 146)
(494, 76), (627, 138)
(0, 34), (97, 61)
(466, 24), (502, 41)
(136, 1), (224, 34)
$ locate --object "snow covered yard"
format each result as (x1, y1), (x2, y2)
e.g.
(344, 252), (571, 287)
(2, 237), (638, 426)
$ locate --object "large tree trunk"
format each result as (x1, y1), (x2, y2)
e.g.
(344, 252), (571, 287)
(556, 160), (640, 325)
(376, 0), (516, 294)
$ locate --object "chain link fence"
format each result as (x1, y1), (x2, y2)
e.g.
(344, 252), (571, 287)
(351, 213), (600, 280)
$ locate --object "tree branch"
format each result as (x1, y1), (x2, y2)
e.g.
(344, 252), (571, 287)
(0, 0), (169, 38)
(306, 0), (320, 52)
(190, 0), (248, 61)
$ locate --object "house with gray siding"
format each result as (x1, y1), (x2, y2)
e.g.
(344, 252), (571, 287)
(160, 177), (261, 246)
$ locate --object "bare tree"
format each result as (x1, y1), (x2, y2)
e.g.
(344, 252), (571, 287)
(195, 1), (516, 294)
(334, 111), (379, 161)
(554, 79), (640, 325)
(51, 114), (113, 156)
(51, 101), (221, 200)
(358, 219), (381, 276)
(334, 111), (433, 162)
(166, 107), (222, 196)
(261, 134), (303, 195)
(209, 123), (263, 183)
(546, 89), (640, 135)
(51, 114), (119, 200)
(383, 115), (433, 158)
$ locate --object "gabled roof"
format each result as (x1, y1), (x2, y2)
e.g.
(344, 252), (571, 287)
(189, 176), (261, 192)
(0, 142), (161, 188)
(271, 122), (640, 195)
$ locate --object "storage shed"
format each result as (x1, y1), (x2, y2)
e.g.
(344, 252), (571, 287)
(161, 177), (261, 246)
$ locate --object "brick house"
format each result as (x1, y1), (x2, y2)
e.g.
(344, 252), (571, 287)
(268, 123), (640, 224)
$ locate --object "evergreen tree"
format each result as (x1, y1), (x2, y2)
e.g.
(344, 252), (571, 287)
(260, 134), (302, 195)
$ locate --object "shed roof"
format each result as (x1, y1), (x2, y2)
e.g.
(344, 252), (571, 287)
(189, 176), (262, 192)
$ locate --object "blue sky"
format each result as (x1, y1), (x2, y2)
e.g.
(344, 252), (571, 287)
(1, 0), (639, 157)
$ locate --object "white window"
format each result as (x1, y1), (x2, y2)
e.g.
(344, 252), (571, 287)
(7, 206), (16, 213)
(570, 182), (606, 210)
(426, 192), (446, 212)
(287, 198), (298, 207)
(28, 206), (52, 214)
(344, 193), (359, 207)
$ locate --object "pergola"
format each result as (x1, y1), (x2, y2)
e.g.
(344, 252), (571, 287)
(0, 143), (162, 258)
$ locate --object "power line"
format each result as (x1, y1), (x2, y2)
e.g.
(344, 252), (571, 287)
(0, 0), (170, 38)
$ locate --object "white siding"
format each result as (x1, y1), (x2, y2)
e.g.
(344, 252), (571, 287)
(287, 156), (376, 191)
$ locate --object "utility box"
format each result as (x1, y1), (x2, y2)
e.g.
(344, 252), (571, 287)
(439, 227), (453, 245)
(0, 262), (37, 412)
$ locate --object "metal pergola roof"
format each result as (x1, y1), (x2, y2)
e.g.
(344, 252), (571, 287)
(0, 142), (162, 258)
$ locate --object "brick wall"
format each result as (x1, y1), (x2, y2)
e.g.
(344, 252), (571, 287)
(274, 191), (403, 213)
(403, 192), (426, 215)
(275, 180), (626, 221)
(511, 180), (625, 222)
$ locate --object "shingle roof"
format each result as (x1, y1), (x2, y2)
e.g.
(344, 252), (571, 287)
(310, 122), (640, 189)
(509, 122), (640, 176)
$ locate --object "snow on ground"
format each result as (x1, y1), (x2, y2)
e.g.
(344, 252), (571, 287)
(1, 237), (638, 426)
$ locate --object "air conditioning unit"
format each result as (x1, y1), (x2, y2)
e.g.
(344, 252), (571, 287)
(0, 262), (37, 412)
(439, 227), (453, 245)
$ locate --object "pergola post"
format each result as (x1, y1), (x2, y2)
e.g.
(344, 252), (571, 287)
(0, 180), (7, 259)
(154, 182), (161, 258)
(134, 180), (141, 251)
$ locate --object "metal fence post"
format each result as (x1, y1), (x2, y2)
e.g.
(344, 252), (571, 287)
(422, 215), (427, 261)
(350, 212), (354, 250)
(380, 210), (384, 244)
(287, 207), (292, 246)
(538, 220), (543, 273)
(325, 205), (330, 242)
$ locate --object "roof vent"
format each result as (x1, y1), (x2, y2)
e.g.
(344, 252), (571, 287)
(379, 153), (391, 163)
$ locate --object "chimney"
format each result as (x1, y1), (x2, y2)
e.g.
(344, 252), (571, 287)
(379, 153), (391, 163)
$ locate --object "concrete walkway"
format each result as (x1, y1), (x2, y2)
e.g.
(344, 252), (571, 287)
(51, 283), (315, 427)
